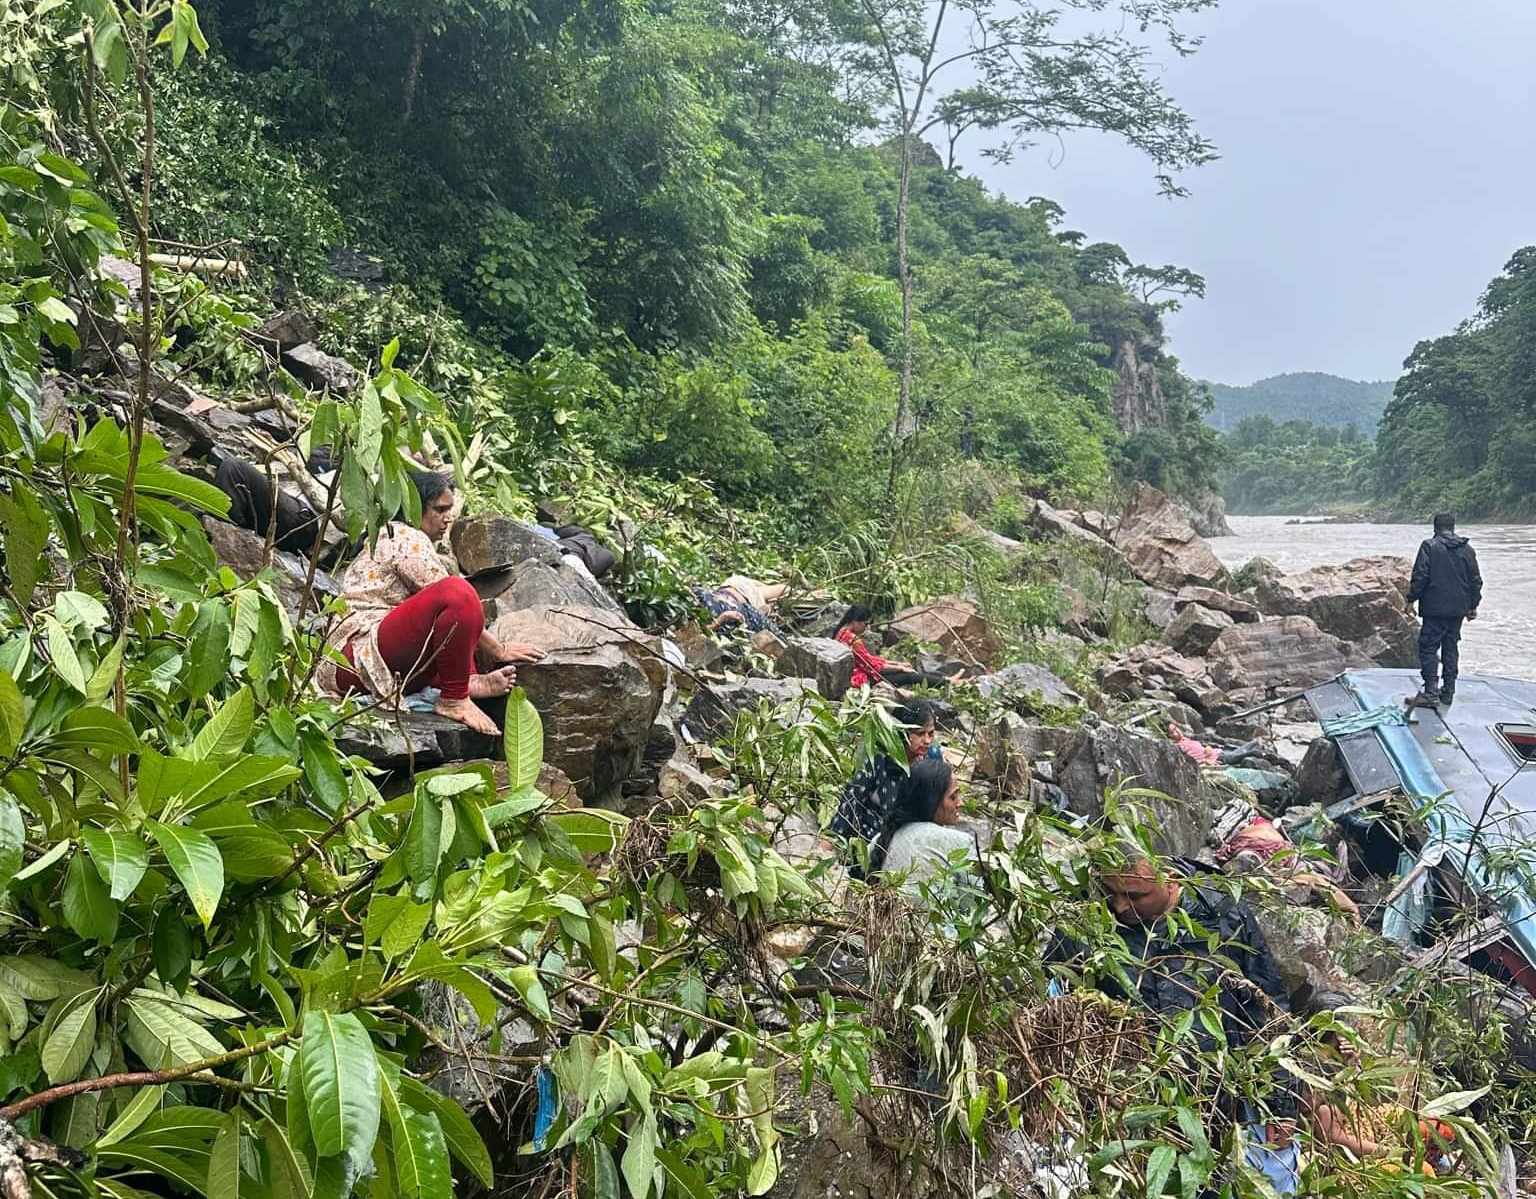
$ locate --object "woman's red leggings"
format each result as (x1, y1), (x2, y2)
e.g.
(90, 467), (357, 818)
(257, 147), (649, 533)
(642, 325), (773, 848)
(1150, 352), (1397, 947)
(338, 576), (483, 700)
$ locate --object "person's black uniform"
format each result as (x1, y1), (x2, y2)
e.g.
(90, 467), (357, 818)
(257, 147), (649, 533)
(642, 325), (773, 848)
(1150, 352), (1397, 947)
(1407, 512), (1482, 706)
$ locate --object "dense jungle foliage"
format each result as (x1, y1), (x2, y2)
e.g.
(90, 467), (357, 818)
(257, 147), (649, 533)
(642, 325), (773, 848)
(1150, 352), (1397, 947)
(1218, 417), (1374, 516)
(6, 3), (1532, 1199)
(1205, 374), (1393, 435)
(1375, 247), (1536, 519)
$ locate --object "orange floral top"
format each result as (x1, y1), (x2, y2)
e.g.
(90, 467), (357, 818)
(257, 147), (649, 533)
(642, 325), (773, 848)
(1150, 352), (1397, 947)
(319, 522), (448, 698)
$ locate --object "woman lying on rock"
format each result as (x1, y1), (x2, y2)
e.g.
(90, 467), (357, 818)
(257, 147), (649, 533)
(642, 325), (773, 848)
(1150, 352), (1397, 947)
(319, 470), (544, 735)
(691, 575), (788, 635)
(833, 605), (951, 690)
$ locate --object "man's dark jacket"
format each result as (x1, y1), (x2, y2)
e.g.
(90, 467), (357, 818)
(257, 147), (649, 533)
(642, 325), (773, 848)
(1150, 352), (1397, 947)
(1408, 532), (1483, 618)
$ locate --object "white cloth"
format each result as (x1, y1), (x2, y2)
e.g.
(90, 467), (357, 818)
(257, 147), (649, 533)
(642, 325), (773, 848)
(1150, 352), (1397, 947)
(882, 822), (977, 883)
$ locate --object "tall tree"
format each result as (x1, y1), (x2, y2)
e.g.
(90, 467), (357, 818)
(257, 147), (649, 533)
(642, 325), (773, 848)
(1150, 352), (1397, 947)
(849, 0), (1219, 493)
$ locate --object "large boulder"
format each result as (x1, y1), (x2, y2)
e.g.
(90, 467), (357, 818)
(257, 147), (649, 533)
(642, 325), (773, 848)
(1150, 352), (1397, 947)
(1253, 556), (1416, 667)
(1206, 616), (1353, 692)
(489, 604), (667, 803)
(203, 518), (338, 617)
(1296, 738), (1352, 806)
(281, 342), (360, 394)
(451, 515), (563, 574)
(1028, 499), (1132, 574)
(779, 636), (854, 699)
(1174, 585), (1259, 623)
(972, 663), (1082, 711)
(885, 596), (1001, 667)
(1111, 484), (1227, 591)
(682, 677), (818, 743)
(492, 558), (624, 618)
(1096, 644), (1228, 716)
(1163, 603), (1235, 656)
(1053, 723), (1214, 856)
(1179, 489), (1234, 538)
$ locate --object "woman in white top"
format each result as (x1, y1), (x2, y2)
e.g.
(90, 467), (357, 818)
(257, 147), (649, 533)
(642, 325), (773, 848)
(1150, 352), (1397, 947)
(873, 758), (977, 883)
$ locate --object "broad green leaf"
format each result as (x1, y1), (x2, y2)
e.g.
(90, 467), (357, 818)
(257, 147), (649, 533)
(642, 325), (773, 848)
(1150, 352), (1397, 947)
(63, 850), (119, 942)
(300, 1010), (381, 1162)
(152, 907), (194, 993)
(593, 1141), (621, 1199)
(147, 820), (225, 927)
(81, 827), (149, 900)
(502, 688), (543, 791)
(208, 1111), (242, 1199)
(46, 615), (87, 693)
(97, 1085), (167, 1148)
(53, 705), (139, 755)
(124, 994), (225, 1068)
(0, 484), (50, 605)
(56, 590), (109, 631)
(548, 809), (630, 855)
(300, 732), (348, 814)
(13, 837), (70, 883)
(506, 963), (552, 1022)
(363, 893), (432, 961)
(397, 1077), (493, 1190)
(743, 1067), (779, 1196)
(86, 635), (126, 704)
(357, 383), (384, 470)
(389, 1101), (451, 1199)
(1422, 1086), (1490, 1118)
(0, 670), (24, 756)
(41, 989), (98, 1083)
(1145, 1144), (1176, 1196)
(0, 793), (21, 890)
(402, 792), (444, 887)
(188, 687), (254, 761)
(262, 1114), (313, 1199)
(621, 1111), (658, 1199)
(0, 955), (94, 1000)
(184, 601), (232, 700)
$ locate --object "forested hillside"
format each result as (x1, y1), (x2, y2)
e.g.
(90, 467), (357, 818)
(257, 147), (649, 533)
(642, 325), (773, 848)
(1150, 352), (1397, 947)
(1218, 416), (1374, 514)
(1205, 372), (1394, 433)
(1376, 248), (1536, 518)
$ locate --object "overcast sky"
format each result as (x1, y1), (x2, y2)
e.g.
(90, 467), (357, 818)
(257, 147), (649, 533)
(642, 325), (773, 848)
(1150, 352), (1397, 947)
(956, 0), (1536, 386)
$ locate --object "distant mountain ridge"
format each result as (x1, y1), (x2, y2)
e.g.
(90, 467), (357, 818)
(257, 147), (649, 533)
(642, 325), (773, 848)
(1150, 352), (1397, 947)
(1203, 372), (1395, 433)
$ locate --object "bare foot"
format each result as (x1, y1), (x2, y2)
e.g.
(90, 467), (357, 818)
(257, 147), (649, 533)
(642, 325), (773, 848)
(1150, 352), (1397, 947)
(469, 666), (517, 699)
(436, 696), (498, 735)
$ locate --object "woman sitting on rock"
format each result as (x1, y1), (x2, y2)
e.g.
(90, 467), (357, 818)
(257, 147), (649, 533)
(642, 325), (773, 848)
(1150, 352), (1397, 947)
(871, 758), (976, 886)
(830, 699), (939, 874)
(320, 470), (544, 734)
(833, 605), (949, 690)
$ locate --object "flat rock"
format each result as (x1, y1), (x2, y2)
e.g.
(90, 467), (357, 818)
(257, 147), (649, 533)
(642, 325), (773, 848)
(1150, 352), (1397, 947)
(203, 518), (338, 617)
(779, 636), (854, 699)
(336, 711), (499, 768)
(1174, 585), (1259, 622)
(952, 513), (1028, 559)
(1143, 589), (1179, 631)
(491, 558), (624, 617)
(885, 596), (1001, 668)
(257, 310), (318, 352)
(451, 515), (563, 576)
(1164, 602), (1235, 656)
(1206, 616), (1352, 692)
(1111, 483), (1227, 591)
(281, 342), (361, 394)
(972, 662), (1082, 711)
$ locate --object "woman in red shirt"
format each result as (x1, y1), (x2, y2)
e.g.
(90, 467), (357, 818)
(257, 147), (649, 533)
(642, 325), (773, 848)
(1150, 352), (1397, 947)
(834, 605), (939, 689)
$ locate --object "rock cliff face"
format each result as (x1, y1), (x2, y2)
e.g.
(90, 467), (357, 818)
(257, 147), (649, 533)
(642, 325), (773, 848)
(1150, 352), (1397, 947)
(1112, 337), (1167, 433)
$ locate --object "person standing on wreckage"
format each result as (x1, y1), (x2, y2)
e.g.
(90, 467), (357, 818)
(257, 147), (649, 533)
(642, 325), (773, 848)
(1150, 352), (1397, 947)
(1406, 512), (1482, 707)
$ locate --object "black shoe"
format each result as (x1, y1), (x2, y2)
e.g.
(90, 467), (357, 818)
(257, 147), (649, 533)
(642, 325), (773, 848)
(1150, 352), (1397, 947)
(1439, 685), (1455, 706)
(1411, 686), (1441, 707)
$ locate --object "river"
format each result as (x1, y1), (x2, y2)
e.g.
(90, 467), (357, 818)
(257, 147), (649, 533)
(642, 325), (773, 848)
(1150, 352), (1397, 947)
(1212, 515), (1536, 677)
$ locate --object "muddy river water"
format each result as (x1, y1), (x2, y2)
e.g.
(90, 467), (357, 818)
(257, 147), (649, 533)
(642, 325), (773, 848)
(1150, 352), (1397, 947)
(1212, 515), (1536, 678)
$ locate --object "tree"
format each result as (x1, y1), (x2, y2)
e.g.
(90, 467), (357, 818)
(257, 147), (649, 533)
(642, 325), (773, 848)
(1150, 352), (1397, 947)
(848, 0), (1219, 495)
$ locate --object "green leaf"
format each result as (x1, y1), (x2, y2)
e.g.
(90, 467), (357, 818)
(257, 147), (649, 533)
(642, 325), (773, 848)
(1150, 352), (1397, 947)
(81, 827), (149, 900)
(502, 688), (543, 791)
(402, 792), (444, 888)
(506, 963), (552, 1022)
(0, 793), (21, 891)
(300, 1010), (381, 1163)
(0, 670), (24, 756)
(397, 1078), (493, 1190)
(262, 1114), (313, 1199)
(86, 635), (126, 704)
(743, 1067), (778, 1196)
(364, 894), (432, 961)
(357, 384), (384, 471)
(56, 590), (109, 631)
(621, 1111), (658, 1199)
(0, 955), (94, 1000)
(53, 706), (139, 755)
(208, 1111), (242, 1199)
(1422, 1086), (1490, 1118)
(14, 837), (70, 883)
(124, 993), (224, 1068)
(97, 1085), (168, 1147)
(147, 820), (225, 927)
(547, 809), (629, 855)
(152, 907), (194, 993)
(383, 1072), (451, 1199)
(184, 601), (232, 700)
(1145, 1143), (1176, 1196)
(188, 688), (253, 761)
(63, 849), (119, 942)
(593, 1141), (621, 1199)
(0, 484), (50, 605)
(41, 989), (98, 1083)
(46, 615), (87, 693)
